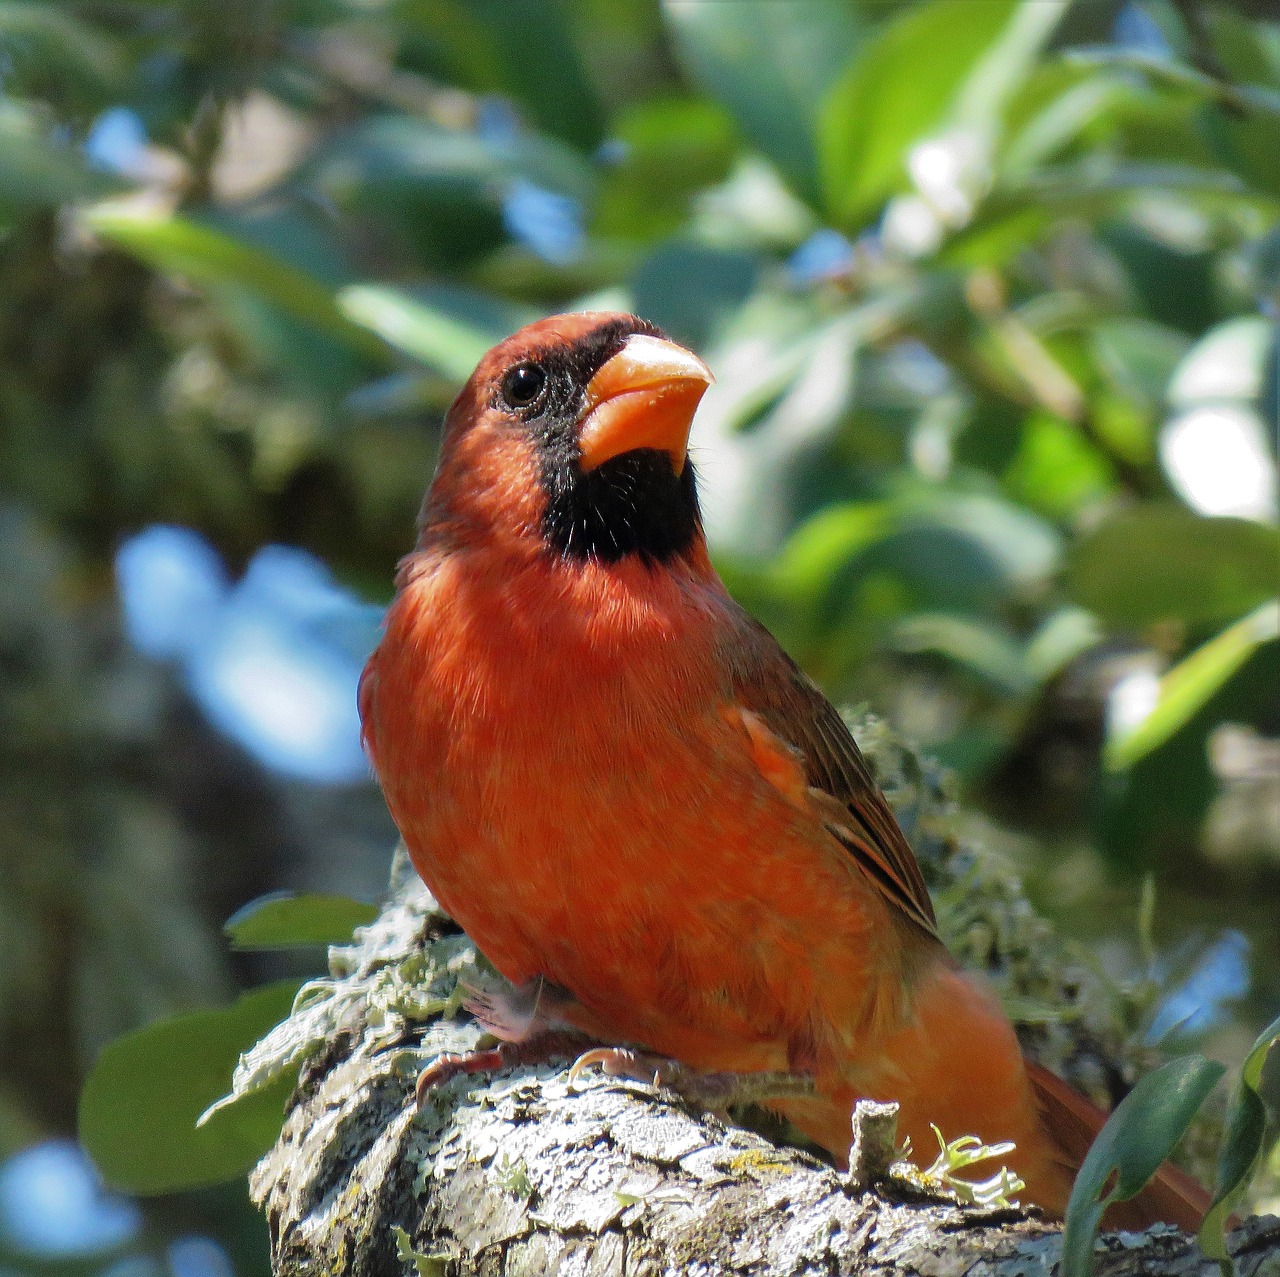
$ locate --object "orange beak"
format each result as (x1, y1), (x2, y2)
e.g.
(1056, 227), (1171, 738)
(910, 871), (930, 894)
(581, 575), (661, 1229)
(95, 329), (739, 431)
(576, 334), (714, 474)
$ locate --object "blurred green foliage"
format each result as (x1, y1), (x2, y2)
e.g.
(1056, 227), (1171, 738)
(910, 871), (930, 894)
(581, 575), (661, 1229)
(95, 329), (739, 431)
(2, 0), (1279, 1265)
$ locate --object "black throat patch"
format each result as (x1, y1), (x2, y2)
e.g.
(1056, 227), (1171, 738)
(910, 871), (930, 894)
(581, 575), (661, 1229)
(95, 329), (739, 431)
(509, 316), (703, 564)
(540, 449), (701, 563)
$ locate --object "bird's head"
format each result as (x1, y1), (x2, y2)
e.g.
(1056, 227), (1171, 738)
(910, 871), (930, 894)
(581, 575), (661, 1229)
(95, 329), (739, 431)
(423, 312), (714, 564)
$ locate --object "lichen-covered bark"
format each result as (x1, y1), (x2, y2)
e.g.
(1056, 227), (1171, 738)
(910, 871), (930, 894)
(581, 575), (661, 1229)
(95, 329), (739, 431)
(248, 866), (1280, 1277)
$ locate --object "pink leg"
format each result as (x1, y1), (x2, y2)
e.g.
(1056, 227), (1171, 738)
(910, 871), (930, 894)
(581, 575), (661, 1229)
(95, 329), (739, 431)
(415, 976), (595, 1106)
(415, 1031), (595, 1105)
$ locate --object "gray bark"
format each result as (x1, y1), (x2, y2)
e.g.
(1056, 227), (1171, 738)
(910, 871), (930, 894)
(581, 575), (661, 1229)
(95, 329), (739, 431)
(246, 864), (1280, 1277)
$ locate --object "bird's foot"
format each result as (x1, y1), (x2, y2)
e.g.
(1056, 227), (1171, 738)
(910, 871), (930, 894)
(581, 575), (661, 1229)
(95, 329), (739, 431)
(415, 1030), (593, 1106)
(568, 1046), (814, 1114)
(461, 976), (579, 1043)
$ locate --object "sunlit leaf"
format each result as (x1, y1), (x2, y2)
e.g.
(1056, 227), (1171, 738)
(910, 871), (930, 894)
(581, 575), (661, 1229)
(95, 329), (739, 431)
(84, 204), (385, 358)
(1200, 1012), (1280, 1268)
(820, 0), (1025, 228)
(1068, 509), (1280, 630)
(889, 612), (1029, 695)
(771, 502), (894, 608)
(999, 67), (1138, 178)
(1022, 607), (1103, 683)
(950, 0), (1070, 134)
(1004, 414), (1115, 518)
(79, 981), (302, 1195)
(1105, 603), (1280, 770)
(224, 892), (379, 950)
(594, 96), (738, 242)
(1062, 1056), (1224, 1277)
(339, 285), (507, 381)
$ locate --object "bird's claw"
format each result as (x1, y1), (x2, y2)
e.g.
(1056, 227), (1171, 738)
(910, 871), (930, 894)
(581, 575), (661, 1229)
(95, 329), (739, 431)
(567, 1046), (815, 1113)
(415, 1030), (595, 1107)
(415, 1046), (511, 1105)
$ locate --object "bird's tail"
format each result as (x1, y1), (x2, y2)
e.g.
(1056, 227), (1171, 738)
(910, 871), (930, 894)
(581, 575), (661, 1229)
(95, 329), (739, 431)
(1026, 1059), (1213, 1232)
(780, 961), (1213, 1230)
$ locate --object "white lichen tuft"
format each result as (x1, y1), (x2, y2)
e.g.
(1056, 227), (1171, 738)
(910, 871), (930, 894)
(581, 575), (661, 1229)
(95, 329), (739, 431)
(891, 1125), (1026, 1209)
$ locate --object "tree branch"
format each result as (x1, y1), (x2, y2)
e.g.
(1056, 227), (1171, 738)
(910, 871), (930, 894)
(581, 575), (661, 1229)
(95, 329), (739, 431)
(247, 866), (1279, 1277)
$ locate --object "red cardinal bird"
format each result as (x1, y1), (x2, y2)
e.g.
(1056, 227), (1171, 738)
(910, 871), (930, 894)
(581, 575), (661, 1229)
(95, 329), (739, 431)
(360, 312), (1206, 1226)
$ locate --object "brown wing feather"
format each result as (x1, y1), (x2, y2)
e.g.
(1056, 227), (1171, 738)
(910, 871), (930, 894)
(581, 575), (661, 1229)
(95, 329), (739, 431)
(723, 610), (938, 938)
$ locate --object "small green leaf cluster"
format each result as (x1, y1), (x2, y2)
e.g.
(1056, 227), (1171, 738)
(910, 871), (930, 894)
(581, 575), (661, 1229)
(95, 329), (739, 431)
(1063, 1014), (1280, 1277)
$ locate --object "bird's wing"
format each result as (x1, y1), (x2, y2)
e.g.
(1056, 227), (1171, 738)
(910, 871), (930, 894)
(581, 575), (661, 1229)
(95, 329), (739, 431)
(722, 610), (939, 939)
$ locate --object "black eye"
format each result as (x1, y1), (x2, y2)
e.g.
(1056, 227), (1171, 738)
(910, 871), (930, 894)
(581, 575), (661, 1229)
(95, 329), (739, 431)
(501, 362), (547, 409)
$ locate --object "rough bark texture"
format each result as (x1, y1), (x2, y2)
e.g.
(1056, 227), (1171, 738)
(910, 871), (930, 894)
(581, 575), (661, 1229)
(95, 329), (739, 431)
(247, 861), (1280, 1277)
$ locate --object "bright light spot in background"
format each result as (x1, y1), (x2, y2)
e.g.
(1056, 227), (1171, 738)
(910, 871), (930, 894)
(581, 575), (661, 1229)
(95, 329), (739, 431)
(1147, 930), (1250, 1044)
(190, 613), (366, 783)
(115, 531), (383, 784)
(475, 96), (520, 144)
(1162, 315), (1277, 522)
(0, 1140), (140, 1257)
(168, 1235), (236, 1277)
(84, 107), (149, 175)
(881, 194), (943, 259)
(787, 229), (854, 285)
(908, 129), (983, 225)
(502, 179), (584, 266)
(1113, 1), (1172, 54)
(102, 1256), (166, 1277)
(1105, 659), (1163, 739)
(1160, 405), (1278, 522)
(115, 525), (228, 659)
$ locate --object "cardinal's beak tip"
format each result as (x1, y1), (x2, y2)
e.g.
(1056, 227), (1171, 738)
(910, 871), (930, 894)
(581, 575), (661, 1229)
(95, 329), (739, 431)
(577, 334), (712, 472)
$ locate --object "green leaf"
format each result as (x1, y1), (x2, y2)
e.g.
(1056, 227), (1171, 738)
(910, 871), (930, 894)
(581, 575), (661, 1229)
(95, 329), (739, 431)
(84, 204), (386, 359)
(0, 101), (115, 218)
(890, 489), (1062, 599)
(819, 0), (1021, 228)
(888, 612), (1030, 696)
(1106, 603), (1280, 770)
(316, 114), (595, 205)
(0, 2), (126, 99)
(1092, 319), (1192, 415)
(1199, 1012), (1280, 1267)
(1201, 98), (1280, 199)
(663, 0), (863, 204)
(1062, 1055), (1225, 1277)
(339, 285), (506, 381)
(224, 892), (379, 950)
(629, 241), (759, 350)
(1068, 508), (1280, 630)
(1062, 47), (1280, 118)
(999, 67), (1138, 179)
(1023, 606), (1104, 683)
(79, 981), (302, 1195)
(950, 0), (1071, 134)
(1004, 414), (1115, 519)
(395, 0), (605, 150)
(594, 96), (738, 242)
(771, 502), (894, 615)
